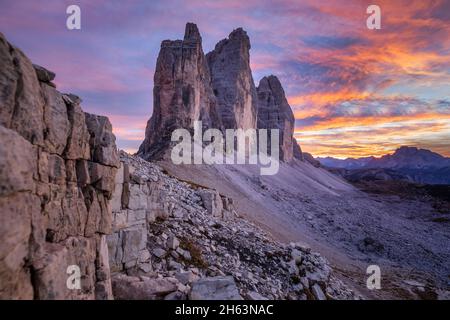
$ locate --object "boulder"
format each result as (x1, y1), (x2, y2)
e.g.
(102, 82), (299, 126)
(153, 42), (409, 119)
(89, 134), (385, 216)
(33, 64), (56, 83)
(198, 189), (223, 217)
(293, 139), (303, 161)
(189, 276), (242, 300)
(85, 113), (119, 167)
(112, 274), (178, 300)
(167, 235), (180, 250)
(175, 271), (199, 285)
(0, 32), (119, 300)
(122, 228), (147, 263)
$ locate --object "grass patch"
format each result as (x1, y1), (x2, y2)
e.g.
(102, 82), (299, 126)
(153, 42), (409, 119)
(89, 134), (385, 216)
(180, 238), (209, 269)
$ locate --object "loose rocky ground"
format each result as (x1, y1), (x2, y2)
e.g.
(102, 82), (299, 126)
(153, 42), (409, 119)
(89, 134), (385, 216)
(159, 160), (450, 300)
(109, 152), (358, 300)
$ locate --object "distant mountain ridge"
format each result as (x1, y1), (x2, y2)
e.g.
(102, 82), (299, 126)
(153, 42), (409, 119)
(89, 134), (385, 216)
(318, 147), (450, 185)
(319, 156), (375, 169)
(319, 147), (450, 169)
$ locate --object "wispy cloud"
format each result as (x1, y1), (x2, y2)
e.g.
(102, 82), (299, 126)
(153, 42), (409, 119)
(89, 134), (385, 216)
(1, 0), (448, 157)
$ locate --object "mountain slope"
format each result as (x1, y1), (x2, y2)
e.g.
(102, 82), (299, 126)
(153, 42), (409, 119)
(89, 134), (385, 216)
(319, 147), (450, 184)
(159, 157), (450, 299)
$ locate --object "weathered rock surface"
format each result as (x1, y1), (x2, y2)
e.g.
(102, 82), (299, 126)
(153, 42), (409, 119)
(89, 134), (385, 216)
(207, 28), (258, 132)
(303, 152), (321, 167)
(138, 23), (222, 160)
(112, 274), (179, 300)
(293, 139), (304, 161)
(33, 64), (56, 83)
(189, 276), (242, 300)
(198, 189), (224, 218)
(256, 75), (296, 161)
(0, 32), (118, 299)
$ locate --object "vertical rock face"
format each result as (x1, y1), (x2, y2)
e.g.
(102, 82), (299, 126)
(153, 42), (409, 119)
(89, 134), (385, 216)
(138, 23), (221, 160)
(293, 139), (304, 161)
(138, 23), (304, 163)
(0, 32), (118, 299)
(107, 152), (237, 279)
(256, 76), (296, 162)
(207, 28), (258, 131)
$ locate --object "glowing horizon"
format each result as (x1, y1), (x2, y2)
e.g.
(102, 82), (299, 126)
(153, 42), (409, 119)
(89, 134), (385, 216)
(1, 0), (449, 159)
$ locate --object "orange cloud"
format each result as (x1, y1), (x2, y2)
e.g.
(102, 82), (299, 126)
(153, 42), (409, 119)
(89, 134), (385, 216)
(297, 113), (450, 132)
(295, 115), (450, 158)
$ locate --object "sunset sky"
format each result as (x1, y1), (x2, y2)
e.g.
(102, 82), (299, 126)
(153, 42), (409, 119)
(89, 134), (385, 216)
(1, 0), (449, 158)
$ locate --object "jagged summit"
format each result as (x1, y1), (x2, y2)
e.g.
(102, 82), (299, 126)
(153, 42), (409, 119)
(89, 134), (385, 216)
(257, 75), (295, 123)
(138, 22), (303, 163)
(256, 75), (296, 161)
(206, 27), (257, 132)
(215, 27), (251, 49)
(229, 27), (249, 40)
(138, 23), (221, 160)
(184, 22), (202, 42)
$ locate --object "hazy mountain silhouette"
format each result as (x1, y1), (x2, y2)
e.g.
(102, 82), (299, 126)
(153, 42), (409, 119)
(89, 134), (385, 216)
(318, 147), (450, 184)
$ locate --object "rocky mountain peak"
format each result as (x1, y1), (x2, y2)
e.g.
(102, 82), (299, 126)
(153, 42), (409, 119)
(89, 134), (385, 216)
(211, 28), (251, 55)
(374, 146), (450, 169)
(256, 75), (296, 161)
(184, 22), (202, 43)
(257, 75), (293, 116)
(138, 23), (221, 160)
(395, 146), (419, 155)
(207, 27), (257, 131)
(228, 27), (250, 45)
